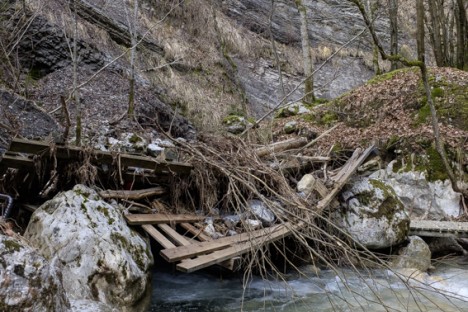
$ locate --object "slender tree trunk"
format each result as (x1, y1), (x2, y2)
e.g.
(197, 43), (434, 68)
(455, 0), (466, 69)
(388, 0), (399, 70)
(73, 0), (82, 146)
(427, 0), (446, 66)
(366, 0), (381, 74)
(295, 0), (315, 103)
(416, 0), (467, 198)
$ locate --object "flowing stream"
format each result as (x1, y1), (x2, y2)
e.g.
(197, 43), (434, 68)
(148, 260), (468, 312)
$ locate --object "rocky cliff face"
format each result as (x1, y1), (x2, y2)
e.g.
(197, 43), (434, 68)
(0, 0), (398, 141)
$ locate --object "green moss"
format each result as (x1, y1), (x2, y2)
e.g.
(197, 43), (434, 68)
(96, 206), (115, 224)
(431, 87), (444, 98)
(426, 145), (449, 182)
(367, 68), (413, 85)
(320, 112), (338, 126)
(111, 232), (129, 248)
(3, 239), (22, 253)
(128, 133), (142, 144)
(367, 179), (403, 220)
(222, 114), (244, 125)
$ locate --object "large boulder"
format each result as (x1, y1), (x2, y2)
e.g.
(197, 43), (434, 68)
(392, 236), (431, 271)
(0, 234), (69, 311)
(370, 163), (462, 220)
(334, 177), (410, 249)
(24, 185), (153, 312)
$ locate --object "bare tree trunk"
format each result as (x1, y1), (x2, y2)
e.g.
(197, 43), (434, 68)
(366, 0), (381, 75)
(455, 0), (466, 69)
(427, 0), (447, 66)
(295, 0), (315, 104)
(73, 0), (82, 146)
(388, 0), (399, 70)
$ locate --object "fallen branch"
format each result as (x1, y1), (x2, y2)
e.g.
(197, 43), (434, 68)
(99, 186), (166, 200)
(256, 137), (308, 157)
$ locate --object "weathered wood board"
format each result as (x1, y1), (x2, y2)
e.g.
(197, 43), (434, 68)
(125, 213), (205, 225)
(160, 223), (287, 263)
(176, 223), (299, 273)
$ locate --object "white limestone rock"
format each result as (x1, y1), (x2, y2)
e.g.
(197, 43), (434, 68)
(370, 162), (462, 219)
(247, 199), (275, 226)
(24, 185), (153, 312)
(392, 236), (431, 271)
(0, 234), (69, 311)
(334, 177), (410, 249)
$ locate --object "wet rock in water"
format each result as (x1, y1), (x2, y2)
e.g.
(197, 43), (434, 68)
(70, 299), (114, 312)
(0, 235), (69, 311)
(24, 184), (153, 312)
(427, 236), (467, 257)
(370, 163), (462, 220)
(392, 236), (431, 271)
(247, 199), (275, 226)
(334, 177), (410, 249)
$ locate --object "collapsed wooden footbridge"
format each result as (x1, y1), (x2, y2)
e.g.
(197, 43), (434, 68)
(1, 138), (467, 273)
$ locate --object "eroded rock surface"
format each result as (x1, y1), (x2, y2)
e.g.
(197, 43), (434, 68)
(370, 163), (462, 220)
(334, 177), (409, 249)
(24, 184), (153, 312)
(0, 235), (69, 311)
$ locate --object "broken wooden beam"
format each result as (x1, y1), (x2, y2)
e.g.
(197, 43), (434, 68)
(161, 223), (288, 263)
(176, 223), (298, 273)
(255, 137), (308, 157)
(316, 144), (375, 213)
(8, 138), (192, 175)
(99, 186), (166, 200)
(125, 213), (205, 225)
(0, 154), (35, 169)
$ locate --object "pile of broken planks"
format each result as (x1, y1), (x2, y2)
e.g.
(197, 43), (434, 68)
(124, 144), (376, 273)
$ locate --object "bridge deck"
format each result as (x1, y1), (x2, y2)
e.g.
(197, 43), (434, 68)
(410, 220), (468, 238)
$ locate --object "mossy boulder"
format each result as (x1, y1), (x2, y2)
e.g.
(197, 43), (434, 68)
(24, 185), (153, 312)
(334, 177), (409, 249)
(222, 114), (250, 134)
(276, 102), (311, 118)
(0, 234), (69, 311)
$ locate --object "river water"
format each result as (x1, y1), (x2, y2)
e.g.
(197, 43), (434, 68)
(148, 261), (468, 312)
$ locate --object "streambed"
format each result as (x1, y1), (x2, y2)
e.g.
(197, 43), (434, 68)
(149, 261), (468, 312)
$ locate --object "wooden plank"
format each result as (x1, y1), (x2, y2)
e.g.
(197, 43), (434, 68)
(142, 224), (175, 249)
(180, 223), (212, 242)
(8, 138), (192, 175)
(125, 213), (205, 225)
(161, 223), (287, 263)
(157, 224), (191, 246)
(99, 186), (166, 200)
(176, 223), (298, 273)
(316, 145), (375, 213)
(0, 154), (35, 168)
